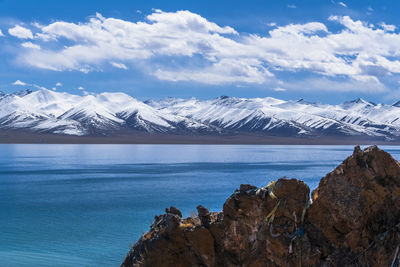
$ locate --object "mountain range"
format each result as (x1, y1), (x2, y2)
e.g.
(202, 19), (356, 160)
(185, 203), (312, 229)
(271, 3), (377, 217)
(0, 89), (399, 142)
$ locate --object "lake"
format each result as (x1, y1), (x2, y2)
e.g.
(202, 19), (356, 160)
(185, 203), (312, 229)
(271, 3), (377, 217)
(1, 144), (399, 266)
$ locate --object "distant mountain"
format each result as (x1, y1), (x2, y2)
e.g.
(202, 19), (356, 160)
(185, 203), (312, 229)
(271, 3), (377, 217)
(1, 89), (400, 141)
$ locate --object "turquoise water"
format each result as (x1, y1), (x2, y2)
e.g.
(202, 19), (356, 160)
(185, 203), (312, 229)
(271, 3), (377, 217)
(1, 144), (400, 266)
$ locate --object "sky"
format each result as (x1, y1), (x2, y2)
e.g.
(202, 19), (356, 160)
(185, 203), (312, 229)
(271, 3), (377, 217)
(1, 0), (400, 104)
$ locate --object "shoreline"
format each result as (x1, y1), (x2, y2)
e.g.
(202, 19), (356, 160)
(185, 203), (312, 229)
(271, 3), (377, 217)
(0, 129), (400, 145)
(0, 130), (399, 145)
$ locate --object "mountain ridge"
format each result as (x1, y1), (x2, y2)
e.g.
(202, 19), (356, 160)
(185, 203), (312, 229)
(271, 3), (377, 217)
(1, 89), (400, 141)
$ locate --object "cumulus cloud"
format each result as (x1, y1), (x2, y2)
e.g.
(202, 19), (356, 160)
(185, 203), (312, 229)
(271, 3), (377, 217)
(56, 82), (62, 86)
(12, 80), (27, 86)
(8, 25), (33, 39)
(78, 86), (84, 90)
(155, 58), (272, 84)
(6, 10), (400, 89)
(0, 29), (4, 37)
(21, 42), (40, 49)
(111, 62), (128, 70)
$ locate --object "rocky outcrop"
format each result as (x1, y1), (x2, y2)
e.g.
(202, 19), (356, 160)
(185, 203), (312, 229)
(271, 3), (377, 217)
(122, 146), (400, 267)
(306, 145), (400, 266)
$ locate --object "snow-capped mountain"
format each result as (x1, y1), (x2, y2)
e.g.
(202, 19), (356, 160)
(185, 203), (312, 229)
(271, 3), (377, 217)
(0, 89), (212, 136)
(0, 89), (400, 140)
(146, 95), (400, 139)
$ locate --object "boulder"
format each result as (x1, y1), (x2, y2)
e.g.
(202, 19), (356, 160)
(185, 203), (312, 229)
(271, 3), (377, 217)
(307, 145), (400, 266)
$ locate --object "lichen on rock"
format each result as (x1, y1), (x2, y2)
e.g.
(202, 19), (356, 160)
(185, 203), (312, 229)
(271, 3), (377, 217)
(121, 146), (400, 267)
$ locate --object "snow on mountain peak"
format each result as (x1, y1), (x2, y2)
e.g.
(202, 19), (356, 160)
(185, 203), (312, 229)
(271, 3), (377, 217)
(0, 89), (399, 139)
(343, 98), (376, 106)
(12, 89), (32, 97)
(145, 97), (189, 110)
(392, 100), (400, 107)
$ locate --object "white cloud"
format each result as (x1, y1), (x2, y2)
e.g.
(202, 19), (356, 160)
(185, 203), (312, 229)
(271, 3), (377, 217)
(367, 6), (374, 12)
(8, 25), (33, 39)
(8, 11), (400, 89)
(0, 29), (4, 37)
(155, 58), (272, 84)
(267, 22), (277, 27)
(280, 76), (386, 93)
(52, 87), (57, 91)
(380, 23), (396, 32)
(32, 22), (43, 29)
(287, 4), (296, 8)
(12, 80), (27, 86)
(11, 80), (50, 91)
(18, 10), (240, 81)
(33, 84), (47, 90)
(111, 62), (128, 70)
(56, 82), (62, 86)
(269, 22), (328, 35)
(21, 42), (40, 49)
(78, 86), (84, 90)
(337, 2), (347, 7)
(274, 87), (286, 92)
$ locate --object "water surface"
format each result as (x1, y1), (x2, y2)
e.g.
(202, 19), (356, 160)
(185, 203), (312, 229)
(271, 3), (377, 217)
(1, 144), (399, 266)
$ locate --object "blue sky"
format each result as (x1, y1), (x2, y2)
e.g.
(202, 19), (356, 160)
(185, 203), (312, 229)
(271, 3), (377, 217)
(1, 0), (400, 103)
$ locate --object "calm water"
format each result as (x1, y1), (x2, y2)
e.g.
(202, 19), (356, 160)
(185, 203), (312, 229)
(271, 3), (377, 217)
(1, 144), (400, 266)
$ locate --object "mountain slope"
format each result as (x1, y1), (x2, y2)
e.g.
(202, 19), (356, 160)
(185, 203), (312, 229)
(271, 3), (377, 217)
(0, 89), (400, 140)
(149, 96), (400, 138)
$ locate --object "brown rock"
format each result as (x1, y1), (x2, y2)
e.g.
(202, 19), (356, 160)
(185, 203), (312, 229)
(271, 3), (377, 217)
(197, 205), (211, 228)
(121, 145), (400, 267)
(166, 206), (182, 218)
(306, 145), (400, 266)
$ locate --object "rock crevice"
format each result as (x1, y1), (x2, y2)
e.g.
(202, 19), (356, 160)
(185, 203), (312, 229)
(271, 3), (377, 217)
(122, 146), (400, 266)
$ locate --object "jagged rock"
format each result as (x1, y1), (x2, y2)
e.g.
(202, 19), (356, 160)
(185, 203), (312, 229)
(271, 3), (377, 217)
(121, 146), (400, 267)
(166, 206), (182, 218)
(197, 205), (211, 228)
(239, 184), (257, 192)
(307, 145), (400, 266)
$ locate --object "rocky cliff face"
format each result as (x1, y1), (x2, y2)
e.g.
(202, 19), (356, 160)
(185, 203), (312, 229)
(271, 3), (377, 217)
(121, 146), (400, 267)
